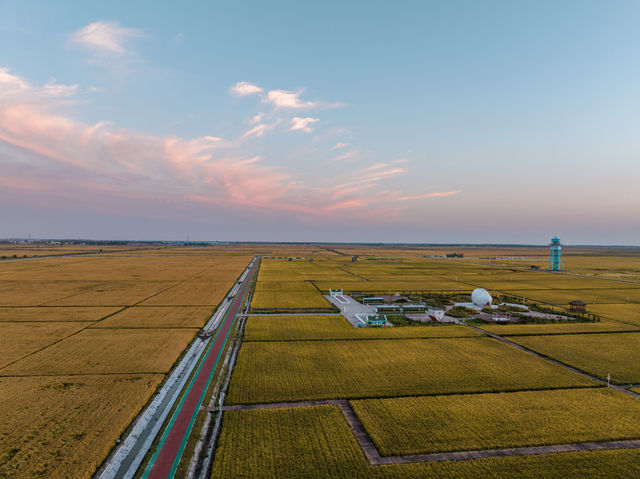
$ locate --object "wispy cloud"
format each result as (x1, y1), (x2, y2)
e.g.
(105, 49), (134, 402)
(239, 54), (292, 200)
(43, 81), (78, 97)
(229, 81), (263, 96)
(70, 21), (145, 56)
(290, 117), (319, 133)
(330, 142), (348, 150)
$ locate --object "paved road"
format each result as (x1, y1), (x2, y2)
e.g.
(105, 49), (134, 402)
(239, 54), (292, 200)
(141, 259), (259, 479)
(324, 294), (376, 327)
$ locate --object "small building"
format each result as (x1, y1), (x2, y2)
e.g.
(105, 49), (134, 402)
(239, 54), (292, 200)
(530, 265), (540, 270)
(352, 255), (358, 262)
(402, 303), (426, 313)
(376, 304), (403, 314)
(329, 289), (343, 297)
(363, 296), (385, 305)
(569, 300), (586, 313)
(446, 253), (464, 258)
(366, 314), (387, 327)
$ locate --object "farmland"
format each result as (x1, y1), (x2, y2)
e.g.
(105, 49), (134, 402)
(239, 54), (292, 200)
(0, 245), (251, 478)
(227, 337), (595, 404)
(211, 405), (640, 479)
(244, 315), (480, 341)
(214, 245), (640, 478)
(3, 243), (640, 478)
(351, 388), (640, 455)
(512, 332), (640, 384)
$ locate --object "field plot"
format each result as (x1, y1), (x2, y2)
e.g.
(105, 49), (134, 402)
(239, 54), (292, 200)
(352, 388), (640, 456)
(211, 404), (640, 479)
(0, 306), (119, 322)
(506, 288), (640, 306)
(1, 328), (196, 375)
(0, 322), (92, 368)
(480, 320), (640, 336)
(250, 290), (330, 309)
(139, 281), (232, 306)
(43, 280), (176, 306)
(587, 303), (640, 326)
(95, 306), (213, 328)
(228, 338), (595, 404)
(0, 280), (101, 306)
(0, 374), (162, 479)
(512, 332), (640, 384)
(244, 316), (480, 341)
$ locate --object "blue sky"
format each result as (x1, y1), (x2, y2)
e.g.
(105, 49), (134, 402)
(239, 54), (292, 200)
(1, 0), (639, 243)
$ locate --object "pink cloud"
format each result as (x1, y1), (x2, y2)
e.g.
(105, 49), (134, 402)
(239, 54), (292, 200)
(0, 68), (461, 224)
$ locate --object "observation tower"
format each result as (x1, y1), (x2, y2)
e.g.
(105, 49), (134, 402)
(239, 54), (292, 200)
(549, 236), (564, 271)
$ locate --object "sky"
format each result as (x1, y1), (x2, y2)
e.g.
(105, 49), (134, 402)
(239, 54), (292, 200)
(1, 0), (639, 244)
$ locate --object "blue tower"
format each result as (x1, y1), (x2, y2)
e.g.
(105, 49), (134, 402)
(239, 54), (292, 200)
(549, 236), (564, 271)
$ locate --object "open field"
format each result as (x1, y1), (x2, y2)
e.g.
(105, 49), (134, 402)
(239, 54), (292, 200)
(211, 405), (640, 479)
(94, 305), (213, 328)
(352, 388), (640, 455)
(0, 374), (162, 479)
(512, 332), (640, 384)
(0, 245), (251, 478)
(2, 328), (197, 375)
(250, 290), (331, 309)
(0, 322), (93, 368)
(480, 320), (640, 336)
(0, 306), (120, 322)
(244, 315), (480, 341)
(228, 337), (595, 404)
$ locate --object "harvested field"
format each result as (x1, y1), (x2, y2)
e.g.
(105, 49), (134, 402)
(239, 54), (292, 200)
(228, 338), (595, 404)
(0, 322), (92, 368)
(244, 316), (480, 341)
(0, 374), (162, 479)
(139, 281), (232, 306)
(0, 306), (119, 322)
(95, 306), (213, 328)
(512, 332), (640, 384)
(352, 388), (640, 455)
(1, 328), (197, 375)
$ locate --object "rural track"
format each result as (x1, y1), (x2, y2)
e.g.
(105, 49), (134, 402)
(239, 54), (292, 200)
(222, 398), (640, 465)
(140, 258), (260, 479)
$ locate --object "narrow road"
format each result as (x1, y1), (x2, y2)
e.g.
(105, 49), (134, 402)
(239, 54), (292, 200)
(141, 259), (259, 479)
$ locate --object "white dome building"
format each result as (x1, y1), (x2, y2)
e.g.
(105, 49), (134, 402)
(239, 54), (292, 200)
(472, 288), (492, 308)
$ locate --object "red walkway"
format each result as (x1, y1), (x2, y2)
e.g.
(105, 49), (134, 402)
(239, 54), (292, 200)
(144, 260), (257, 478)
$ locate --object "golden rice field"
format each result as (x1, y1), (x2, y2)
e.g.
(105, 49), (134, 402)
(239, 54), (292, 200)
(512, 332), (640, 384)
(0, 374), (162, 479)
(211, 405), (640, 479)
(1, 328), (197, 376)
(244, 315), (480, 341)
(351, 388), (640, 455)
(95, 305), (214, 328)
(250, 290), (331, 309)
(0, 306), (120, 322)
(480, 320), (640, 336)
(228, 338), (595, 404)
(0, 245), (252, 478)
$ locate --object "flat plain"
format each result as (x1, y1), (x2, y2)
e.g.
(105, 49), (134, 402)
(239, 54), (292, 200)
(216, 246), (640, 478)
(0, 246), (251, 478)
